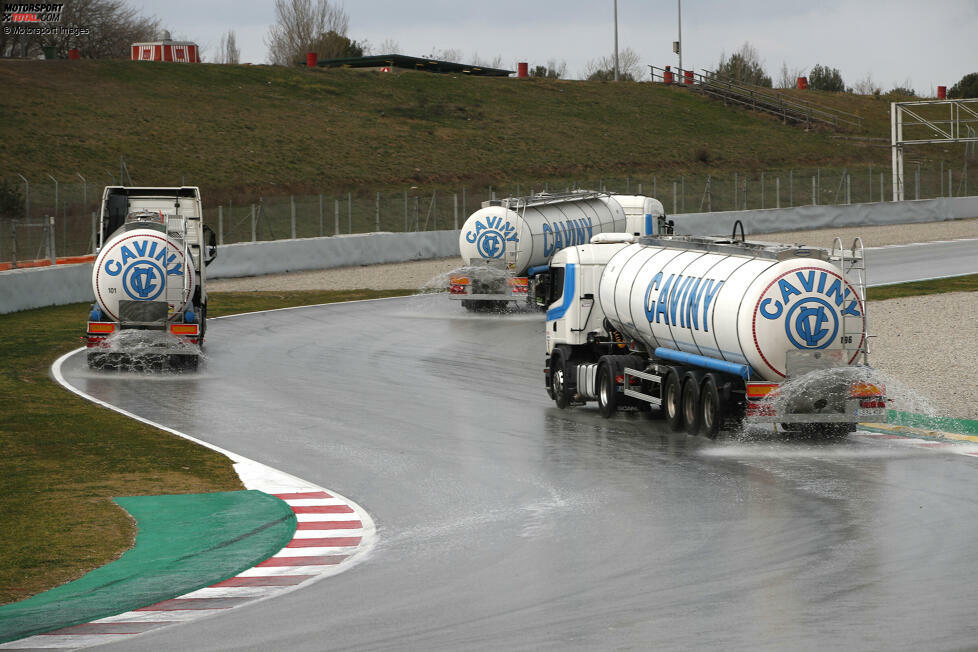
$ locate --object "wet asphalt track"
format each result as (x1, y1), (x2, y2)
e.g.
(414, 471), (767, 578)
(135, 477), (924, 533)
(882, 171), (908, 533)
(58, 278), (978, 651)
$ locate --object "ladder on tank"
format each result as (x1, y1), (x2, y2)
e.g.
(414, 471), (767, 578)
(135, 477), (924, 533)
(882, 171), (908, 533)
(830, 237), (869, 365)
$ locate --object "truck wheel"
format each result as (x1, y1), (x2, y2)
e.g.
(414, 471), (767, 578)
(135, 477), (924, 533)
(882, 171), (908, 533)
(682, 373), (702, 436)
(597, 359), (618, 418)
(551, 350), (574, 409)
(700, 374), (723, 439)
(663, 368), (684, 431)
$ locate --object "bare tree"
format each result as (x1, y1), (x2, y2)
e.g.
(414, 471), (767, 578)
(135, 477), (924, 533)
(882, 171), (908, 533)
(776, 61), (805, 89)
(584, 47), (641, 81)
(1, 0), (161, 59)
(852, 73), (881, 95)
(214, 30), (240, 64)
(265, 0), (350, 65)
(427, 47), (463, 62)
(378, 38), (401, 55)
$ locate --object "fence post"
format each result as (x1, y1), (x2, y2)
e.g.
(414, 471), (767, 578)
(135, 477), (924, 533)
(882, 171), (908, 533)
(48, 215), (56, 264)
(462, 186), (466, 218)
(733, 172), (738, 210)
(319, 194), (324, 237)
(90, 210), (97, 253)
(638, 182), (643, 195)
(672, 181), (678, 214)
(453, 193), (458, 230)
(880, 173), (884, 201)
(251, 204), (256, 242)
(816, 168), (821, 204)
(915, 165), (920, 200)
(776, 177), (780, 209)
(948, 169), (953, 197)
(789, 170), (793, 207)
(940, 161), (944, 196)
(812, 177), (817, 206)
(334, 199), (339, 235)
(681, 176), (685, 213)
(347, 192), (352, 233)
(869, 165), (873, 202)
(290, 195), (296, 239)
(404, 189), (408, 232)
(433, 190), (437, 230)
(846, 174), (851, 204)
(218, 205), (224, 245)
(761, 171), (765, 209)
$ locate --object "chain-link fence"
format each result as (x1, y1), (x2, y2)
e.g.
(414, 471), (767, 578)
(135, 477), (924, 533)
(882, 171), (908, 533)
(2, 160), (974, 267)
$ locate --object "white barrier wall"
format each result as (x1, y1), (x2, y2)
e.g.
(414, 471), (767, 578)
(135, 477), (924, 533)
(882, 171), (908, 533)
(672, 196), (978, 237)
(2, 196), (976, 315)
(0, 230), (462, 315)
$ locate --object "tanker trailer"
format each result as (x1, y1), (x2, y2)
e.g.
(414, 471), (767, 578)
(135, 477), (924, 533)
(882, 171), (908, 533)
(85, 186), (216, 370)
(449, 191), (668, 310)
(541, 227), (887, 438)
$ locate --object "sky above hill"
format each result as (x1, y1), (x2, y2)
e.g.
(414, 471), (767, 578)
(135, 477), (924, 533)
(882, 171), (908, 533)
(139, 0), (976, 95)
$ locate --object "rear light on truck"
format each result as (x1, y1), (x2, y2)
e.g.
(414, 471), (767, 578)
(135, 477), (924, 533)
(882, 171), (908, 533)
(449, 276), (470, 295)
(87, 322), (115, 334)
(508, 277), (529, 294)
(849, 381), (885, 398)
(170, 324), (199, 336)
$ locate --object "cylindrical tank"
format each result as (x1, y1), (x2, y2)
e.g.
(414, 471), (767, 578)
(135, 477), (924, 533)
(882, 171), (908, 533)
(598, 242), (865, 381)
(937, 85), (947, 99)
(459, 195), (627, 275)
(92, 227), (196, 322)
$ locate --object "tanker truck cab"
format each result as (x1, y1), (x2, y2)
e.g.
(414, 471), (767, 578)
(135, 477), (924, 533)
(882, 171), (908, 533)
(544, 234), (637, 406)
(545, 229), (887, 438)
(85, 186), (216, 371)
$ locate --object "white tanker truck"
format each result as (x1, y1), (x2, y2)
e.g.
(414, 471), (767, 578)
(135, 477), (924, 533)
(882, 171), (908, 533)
(450, 191), (668, 310)
(85, 186), (216, 370)
(542, 225), (888, 437)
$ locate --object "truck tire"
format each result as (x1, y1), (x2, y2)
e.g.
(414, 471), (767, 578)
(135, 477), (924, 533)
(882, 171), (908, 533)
(663, 367), (684, 431)
(700, 374), (723, 439)
(682, 372), (703, 436)
(596, 359), (618, 418)
(550, 348), (575, 409)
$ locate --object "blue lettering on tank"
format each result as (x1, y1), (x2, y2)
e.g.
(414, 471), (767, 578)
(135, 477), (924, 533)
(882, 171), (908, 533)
(463, 214), (519, 260)
(779, 279), (802, 304)
(119, 245), (135, 265)
(644, 273), (723, 333)
(655, 274), (674, 324)
(759, 298), (783, 319)
(105, 259), (122, 276)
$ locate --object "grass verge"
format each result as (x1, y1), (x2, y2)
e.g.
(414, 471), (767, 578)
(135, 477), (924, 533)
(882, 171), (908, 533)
(0, 288), (412, 606)
(867, 274), (978, 300)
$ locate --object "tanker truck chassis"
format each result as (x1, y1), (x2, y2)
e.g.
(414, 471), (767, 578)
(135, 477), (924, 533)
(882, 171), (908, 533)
(544, 229), (887, 438)
(85, 186), (216, 371)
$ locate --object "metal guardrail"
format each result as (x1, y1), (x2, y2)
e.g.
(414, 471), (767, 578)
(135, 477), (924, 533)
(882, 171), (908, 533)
(648, 65), (863, 132)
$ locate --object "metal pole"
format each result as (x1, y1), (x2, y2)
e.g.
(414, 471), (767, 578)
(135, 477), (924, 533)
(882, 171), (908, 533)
(16, 174), (29, 221)
(290, 195), (296, 239)
(218, 205), (224, 245)
(681, 176), (685, 213)
(672, 181), (678, 214)
(334, 199), (340, 235)
(880, 173), (884, 201)
(948, 169), (953, 197)
(76, 172), (86, 219)
(869, 165), (873, 202)
(433, 190), (437, 230)
(453, 193), (458, 230)
(812, 177), (816, 205)
(46, 174), (58, 257)
(404, 190), (408, 232)
(677, 0), (682, 78)
(789, 170), (793, 207)
(48, 215), (56, 264)
(90, 211), (97, 253)
(613, 0), (619, 82)
(251, 204), (256, 242)
(319, 194), (324, 237)
(376, 192), (380, 231)
(776, 177), (780, 209)
(761, 171), (765, 209)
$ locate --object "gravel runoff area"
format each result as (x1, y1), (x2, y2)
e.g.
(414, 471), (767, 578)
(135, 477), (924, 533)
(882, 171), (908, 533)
(210, 218), (978, 420)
